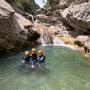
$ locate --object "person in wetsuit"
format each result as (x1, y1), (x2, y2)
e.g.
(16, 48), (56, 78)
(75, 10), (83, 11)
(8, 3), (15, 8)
(31, 48), (37, 63)
(23, 51), (35, 69)
(37, 50), (45, 64)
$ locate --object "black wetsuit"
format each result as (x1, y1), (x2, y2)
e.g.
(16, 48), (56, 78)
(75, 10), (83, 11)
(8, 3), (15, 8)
(23, 56), (34, 65)
(32, 53), (37, 62)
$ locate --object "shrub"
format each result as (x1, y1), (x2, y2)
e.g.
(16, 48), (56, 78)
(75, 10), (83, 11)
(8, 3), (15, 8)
(84, 46), (90, 53)
(74, 40), (84, 47)
(6, 0), (39, 15)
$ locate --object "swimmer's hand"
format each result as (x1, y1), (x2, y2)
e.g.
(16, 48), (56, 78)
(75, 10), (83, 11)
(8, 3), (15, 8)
(22, 60), (25, 63)
(31, 65), (35, 69)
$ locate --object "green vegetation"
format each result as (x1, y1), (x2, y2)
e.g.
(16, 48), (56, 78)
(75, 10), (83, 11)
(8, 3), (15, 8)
(6, 0), (39, 15)
(74, 40), (84, 47)
(74, 40), (90, 54)
(44, 0), (49, 9)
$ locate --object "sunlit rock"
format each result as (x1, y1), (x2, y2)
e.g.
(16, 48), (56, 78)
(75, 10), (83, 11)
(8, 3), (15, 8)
(59, 36), (75, 44)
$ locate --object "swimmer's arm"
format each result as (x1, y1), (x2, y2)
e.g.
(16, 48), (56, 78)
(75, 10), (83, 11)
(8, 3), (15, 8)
(38, 57), (44, 62)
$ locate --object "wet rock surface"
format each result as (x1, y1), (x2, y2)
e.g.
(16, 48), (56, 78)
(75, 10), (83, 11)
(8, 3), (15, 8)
(0, 0), (39, 53)
(0, 0), (90, 55)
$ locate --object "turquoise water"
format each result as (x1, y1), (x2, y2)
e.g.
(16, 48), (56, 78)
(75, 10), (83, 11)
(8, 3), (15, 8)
(0, 46), (90, 90)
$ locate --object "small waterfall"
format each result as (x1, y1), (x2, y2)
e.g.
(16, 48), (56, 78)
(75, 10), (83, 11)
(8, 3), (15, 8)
(40, 30), (46, 44)
(39, 31), (76, 49)
(31, 15), (35, 23)
(34, 23), (76, 49)
(52, 36), (77, 49)
(53, 37), (64, 45)
(39, 29), (53, 45)
(27, 14), (35, 23)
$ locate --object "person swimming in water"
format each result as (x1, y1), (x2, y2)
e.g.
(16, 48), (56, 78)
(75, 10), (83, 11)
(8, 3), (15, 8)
(23, 49), (45, 69)
(23, 51), (30, 63)
(23, 51), (35, 69)
(31, 48), (37, 62)
(37, 49), (45, 64)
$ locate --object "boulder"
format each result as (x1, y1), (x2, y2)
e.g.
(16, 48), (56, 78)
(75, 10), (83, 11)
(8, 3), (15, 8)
(61, 2), (90, 33)
(76, 35), (90, 48)
(48, 0), (90, 34)
(76, 35), (89, 42)
(0, 0), (38, 53)
(59, 0), (89, 8)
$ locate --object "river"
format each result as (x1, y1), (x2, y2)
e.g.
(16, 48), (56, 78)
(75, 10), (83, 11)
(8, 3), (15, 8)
(0, 46), (90, 90)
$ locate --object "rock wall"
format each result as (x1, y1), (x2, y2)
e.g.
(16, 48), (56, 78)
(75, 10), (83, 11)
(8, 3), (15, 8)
(0, 0), (38, 53)
(48, 0), (90, 34)
(61, 2), (90, 34)
(47, 0), (90, 48)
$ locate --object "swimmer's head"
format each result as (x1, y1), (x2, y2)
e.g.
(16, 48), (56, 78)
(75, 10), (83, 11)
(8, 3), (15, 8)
(31, 48), (36, 54)
(38, 49), (43, 56)
(24, 51), (30, 57)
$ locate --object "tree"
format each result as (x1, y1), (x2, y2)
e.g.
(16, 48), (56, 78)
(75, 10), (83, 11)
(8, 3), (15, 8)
(44, 0), (49, 9)
(6, 0), (39, 15)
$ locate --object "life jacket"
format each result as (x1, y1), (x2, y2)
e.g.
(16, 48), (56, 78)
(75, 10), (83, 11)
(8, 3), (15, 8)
(37, 55), (45, 63)
(23, 56), (34, 65)
(29, 56), (34, 65)
(32, 53), (37, 61)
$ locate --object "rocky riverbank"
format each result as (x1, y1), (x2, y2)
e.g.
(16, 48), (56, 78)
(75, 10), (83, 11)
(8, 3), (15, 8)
(34, 0), (90, 60)
(48, 0), (90, 46)
(0, 0), (90, 60)
(48, 0), (90, 60)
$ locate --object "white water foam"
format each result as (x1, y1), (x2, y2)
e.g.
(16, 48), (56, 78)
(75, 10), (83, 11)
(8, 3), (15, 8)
(41, 44), (77, 50)
(53, 37), (65, 45)
(39, 32), (77, 50)
(40, 30), (46, 45)
(41, 37), (77, 50)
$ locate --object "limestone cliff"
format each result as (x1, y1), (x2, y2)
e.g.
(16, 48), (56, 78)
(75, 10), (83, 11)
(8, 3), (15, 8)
(47, 0), (90, 48)
(48, 0), (90, 34)
(0, 0), (39, 53)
